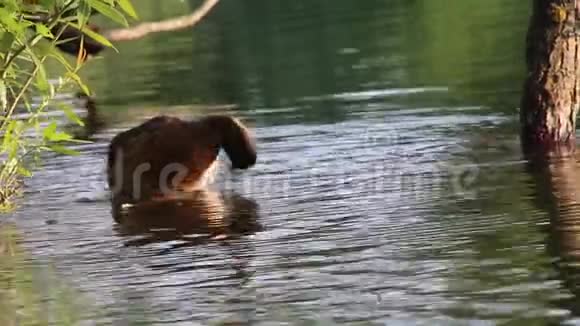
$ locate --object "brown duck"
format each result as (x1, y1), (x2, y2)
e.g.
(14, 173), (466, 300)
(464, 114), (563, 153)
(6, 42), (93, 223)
(23, 9), (105, 59)
(53, 23), (105, 59)
(107, 115), (257, 210)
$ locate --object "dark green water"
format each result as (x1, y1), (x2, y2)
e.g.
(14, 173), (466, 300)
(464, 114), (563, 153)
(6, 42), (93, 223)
(9, 0), (580, 325)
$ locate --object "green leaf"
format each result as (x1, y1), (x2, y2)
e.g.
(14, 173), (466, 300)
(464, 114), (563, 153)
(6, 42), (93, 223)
(86, 0), (128, 26)
(35, 64), (50, 94)
(76, 0), (92, 28)
(3, 121), (20, 159)
(2, 0), (18, 12)
(42, 122), (75, 144)
(0, 31), (15, 53)
(65, 71), (90, 96)
(42, 121), (57, 140)
(1, 120), (15, 152)
(35, 23), (54, 39)
(0, 8), (24, 35)
(117, 0), (138, 19)
(17, 166), (32, 177)
(44, 44), (73, 71)
(49, 131), (73, 142)
(67, 22), (115, 50)
(57, 102), (85, 126)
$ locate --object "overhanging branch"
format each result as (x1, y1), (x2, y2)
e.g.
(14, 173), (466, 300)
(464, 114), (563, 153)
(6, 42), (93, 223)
(105, 0), (220, 42)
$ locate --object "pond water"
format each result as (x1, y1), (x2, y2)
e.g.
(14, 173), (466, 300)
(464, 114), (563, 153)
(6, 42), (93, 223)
(7, 0), (580, 325)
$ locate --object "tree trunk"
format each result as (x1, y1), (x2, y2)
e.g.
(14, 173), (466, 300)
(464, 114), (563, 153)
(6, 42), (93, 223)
(520, 0), (580, 158)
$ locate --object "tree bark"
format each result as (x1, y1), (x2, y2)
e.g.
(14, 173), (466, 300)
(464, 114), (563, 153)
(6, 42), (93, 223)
(520, 0), (580, 158)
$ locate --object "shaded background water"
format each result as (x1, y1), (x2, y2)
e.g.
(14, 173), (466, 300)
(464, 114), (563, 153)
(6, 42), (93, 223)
(7, 0), (580, 324)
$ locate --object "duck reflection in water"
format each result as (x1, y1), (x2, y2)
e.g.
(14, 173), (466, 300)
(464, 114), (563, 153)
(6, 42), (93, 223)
(112, 189), (261, 323)
(114, 190), (262, 248)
